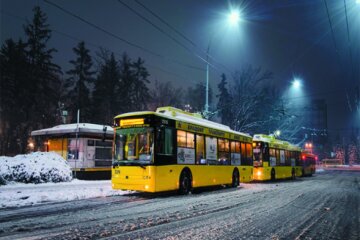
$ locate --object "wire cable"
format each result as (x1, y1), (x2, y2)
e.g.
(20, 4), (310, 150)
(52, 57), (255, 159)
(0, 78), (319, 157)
(0, 9), (199, 85)
(43, 0), (204, 72)
(133, 0), (232, 74)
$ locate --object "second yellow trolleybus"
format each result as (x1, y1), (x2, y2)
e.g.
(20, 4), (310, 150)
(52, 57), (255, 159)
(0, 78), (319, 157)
(252, 134), (302, 181)
(111, 107), (253, 194)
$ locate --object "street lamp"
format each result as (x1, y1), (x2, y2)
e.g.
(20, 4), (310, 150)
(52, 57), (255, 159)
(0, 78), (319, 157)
(275, 130), (281, 137)
(292, 78), (302, 89)
(228, 10), (241, 27)
(204, 8), (241, 117)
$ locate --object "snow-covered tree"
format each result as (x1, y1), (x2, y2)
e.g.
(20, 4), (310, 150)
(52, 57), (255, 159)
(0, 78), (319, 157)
(24, 6), (61, 128)
(92, 52), (121, 124)
(216, 74), (232, 126)
(65, 41), (95, 122)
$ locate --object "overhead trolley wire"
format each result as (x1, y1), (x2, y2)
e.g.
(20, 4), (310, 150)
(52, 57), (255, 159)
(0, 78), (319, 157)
(343, 0), (355, 81)
(0, 9), (198, 85)
(43, 0), (204, 72)
(116, 0), (221, 73)
(323, 0), (340, 57)
(133, 0), (233, 75)
(323, 0), (354, 112)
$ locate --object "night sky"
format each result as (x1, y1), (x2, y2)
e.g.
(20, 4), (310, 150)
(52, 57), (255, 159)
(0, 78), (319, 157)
(1, 0), (359, 138)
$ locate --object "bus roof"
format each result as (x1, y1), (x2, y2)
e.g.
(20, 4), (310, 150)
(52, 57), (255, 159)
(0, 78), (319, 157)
(115, 107), (252, 139)
(253, 134), (301, 151)
(31, 123), (114, 137)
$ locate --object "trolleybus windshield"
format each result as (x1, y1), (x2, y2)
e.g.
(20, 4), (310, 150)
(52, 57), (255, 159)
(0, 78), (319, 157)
(113, 127), (154, 166)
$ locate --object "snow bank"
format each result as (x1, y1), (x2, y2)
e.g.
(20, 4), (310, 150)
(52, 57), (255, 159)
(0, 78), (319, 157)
(0, 152), (72, 185)
(0, 180), (129, 208)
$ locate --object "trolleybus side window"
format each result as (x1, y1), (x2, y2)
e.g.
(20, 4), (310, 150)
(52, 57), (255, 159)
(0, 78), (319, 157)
(218, 138), (230, 165)
(196, 134), (205, 164)
(205, 136), (218, 165)
(269, 148), (276, 166)
(285, 151), (290, 166)
(243, 143), (253, 166)
(176, 130), (195, 165)
(241, 142), (246, 162)
(230, 141), (241, 166)
(275, 149), (280, 166)
(177, 130), (194, 149)
(295, 152), (300, 166)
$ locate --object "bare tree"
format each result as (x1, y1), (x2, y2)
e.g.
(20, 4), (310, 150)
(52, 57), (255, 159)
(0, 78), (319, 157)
(149, 80), (184, 110)
(227, 65), (273, 133)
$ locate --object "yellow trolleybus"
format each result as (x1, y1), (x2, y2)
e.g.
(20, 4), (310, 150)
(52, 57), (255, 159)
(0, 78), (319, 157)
(111, 107), (253, 194)
(252, 134), (302, 181)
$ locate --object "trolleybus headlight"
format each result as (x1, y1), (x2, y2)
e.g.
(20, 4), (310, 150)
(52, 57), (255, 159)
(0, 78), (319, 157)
(145, 185), (149, 190)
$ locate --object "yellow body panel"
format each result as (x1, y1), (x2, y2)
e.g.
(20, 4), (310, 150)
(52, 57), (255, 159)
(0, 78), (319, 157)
(253, 166), (302, 181)
(112, 165), (253, 193)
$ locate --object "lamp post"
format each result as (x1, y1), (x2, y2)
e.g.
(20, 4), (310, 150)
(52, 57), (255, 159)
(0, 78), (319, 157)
(204, 9), (241, 118)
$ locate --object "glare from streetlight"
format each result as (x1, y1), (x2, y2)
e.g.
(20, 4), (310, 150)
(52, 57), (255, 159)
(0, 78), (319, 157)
(228, 9), (241, 26)
(275, 130), (281, 137)
(292, 78), (302, 89)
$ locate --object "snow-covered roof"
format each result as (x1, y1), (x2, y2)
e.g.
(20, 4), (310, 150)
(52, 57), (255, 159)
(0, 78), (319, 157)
(115, 107), (251, 138)
(31, 123), (114, 137)
(253, 134), (301, 151)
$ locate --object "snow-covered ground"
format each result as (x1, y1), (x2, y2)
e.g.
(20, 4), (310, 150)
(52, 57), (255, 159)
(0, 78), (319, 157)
(1, 171), (358, 240)
(0, 179), (129, 208)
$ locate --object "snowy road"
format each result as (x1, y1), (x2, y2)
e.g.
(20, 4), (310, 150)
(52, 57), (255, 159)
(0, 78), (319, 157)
(0, 170), (359, 240)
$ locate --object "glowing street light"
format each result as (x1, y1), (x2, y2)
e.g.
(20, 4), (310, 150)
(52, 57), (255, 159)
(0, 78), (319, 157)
(275, 130), (281, 137)
(204, 8), (242, 117)
(228, 10), (241, 26)
(292, 78), (302, 89)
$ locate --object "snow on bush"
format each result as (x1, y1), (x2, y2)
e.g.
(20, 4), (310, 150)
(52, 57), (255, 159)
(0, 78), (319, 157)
(0, 152), (72, 185)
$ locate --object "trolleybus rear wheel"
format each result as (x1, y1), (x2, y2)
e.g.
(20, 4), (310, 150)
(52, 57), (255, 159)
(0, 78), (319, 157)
(179, 169), (191, 195)
(291, 168), (296, 180)
(232, 169), (240, 188)
(271, 169), (276, 181)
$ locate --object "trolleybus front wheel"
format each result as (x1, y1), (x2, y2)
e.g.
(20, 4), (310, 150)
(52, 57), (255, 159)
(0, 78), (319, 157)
(179, 169), (192, 195)
(232, 169), (240, 188)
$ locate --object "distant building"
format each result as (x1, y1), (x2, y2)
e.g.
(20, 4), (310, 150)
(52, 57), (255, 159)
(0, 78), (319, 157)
(302, 99), (328, 159)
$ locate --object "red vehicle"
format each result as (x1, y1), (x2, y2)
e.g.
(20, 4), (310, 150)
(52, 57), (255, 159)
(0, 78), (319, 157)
(300, 151), (317, 176)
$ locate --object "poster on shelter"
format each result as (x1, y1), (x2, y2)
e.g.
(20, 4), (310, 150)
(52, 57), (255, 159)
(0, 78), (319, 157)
(206, 137), (217, 160)
(177, 147), (195, 164)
